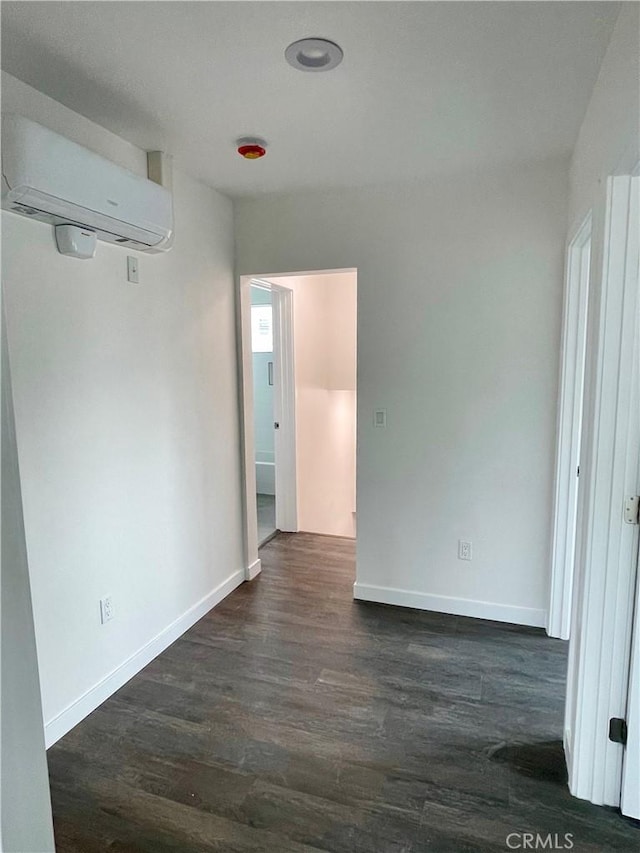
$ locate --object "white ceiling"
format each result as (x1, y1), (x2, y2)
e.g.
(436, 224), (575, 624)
(1, 1), (619, 199)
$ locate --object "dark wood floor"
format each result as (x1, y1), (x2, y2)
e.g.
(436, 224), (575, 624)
(48, 533), (638, 852)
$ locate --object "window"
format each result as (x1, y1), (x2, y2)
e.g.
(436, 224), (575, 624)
(251, 305), (273, 353)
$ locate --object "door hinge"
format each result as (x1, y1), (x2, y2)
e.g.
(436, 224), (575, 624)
(623, 495), (640, 525)
(609, 717), (628, 745)
(576, 465), (580, 477)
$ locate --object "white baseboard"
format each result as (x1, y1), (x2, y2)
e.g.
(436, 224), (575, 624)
(246, 557), (262, 580)
(44, 568), (245, 748)
(353, 582), (547, 628)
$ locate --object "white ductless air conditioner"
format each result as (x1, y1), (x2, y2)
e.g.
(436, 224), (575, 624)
(1, 114), (173, 252)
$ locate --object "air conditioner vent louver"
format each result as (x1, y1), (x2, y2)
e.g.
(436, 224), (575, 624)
(14, 204), (38, 215)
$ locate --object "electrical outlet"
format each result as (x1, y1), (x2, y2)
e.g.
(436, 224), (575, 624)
(100, 596), (114, 624)
(458, 540), (472, 561)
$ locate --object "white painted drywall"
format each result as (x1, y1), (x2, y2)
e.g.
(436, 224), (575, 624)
(236, 160), (568, 625)
(1, 71), (146, 175)
(0, 2), (619, 198)
(1, 73), (245, 742)
(1, 304), (55, 853)
(269, 272), (357, 539)
(568, 4), (640, 229)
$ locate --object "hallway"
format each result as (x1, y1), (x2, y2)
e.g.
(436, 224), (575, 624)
(47, 534), (638, 851)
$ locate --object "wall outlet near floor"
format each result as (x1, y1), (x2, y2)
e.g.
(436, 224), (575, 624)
(458, 540), (473, 561)
(100, 595), (114, 624)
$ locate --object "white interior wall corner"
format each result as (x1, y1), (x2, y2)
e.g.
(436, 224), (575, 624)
(1, 74), (246, 741)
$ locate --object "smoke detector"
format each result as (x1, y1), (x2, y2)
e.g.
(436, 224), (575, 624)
(236, 138), (267, 159)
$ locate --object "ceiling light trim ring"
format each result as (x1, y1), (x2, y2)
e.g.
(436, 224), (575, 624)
(285, 38), (343, 73)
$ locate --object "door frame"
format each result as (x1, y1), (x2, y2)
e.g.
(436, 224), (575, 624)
(237, 275), (298, 580)
(548, 212), (592, 640)
(564, 165), (640, 807)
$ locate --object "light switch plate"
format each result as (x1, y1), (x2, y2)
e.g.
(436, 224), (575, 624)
(374, 409), (387, 428)
(127, 255), (139, 283)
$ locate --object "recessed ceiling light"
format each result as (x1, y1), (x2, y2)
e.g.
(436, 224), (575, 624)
(285, 38), (343, 72)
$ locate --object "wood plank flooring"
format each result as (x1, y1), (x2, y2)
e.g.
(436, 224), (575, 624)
(48, 533), (639, 852)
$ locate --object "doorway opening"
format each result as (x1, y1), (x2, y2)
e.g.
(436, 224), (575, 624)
(239, 269), (357, 578)
(548, 213), (591, 640)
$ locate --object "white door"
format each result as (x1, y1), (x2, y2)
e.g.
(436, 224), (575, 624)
(271, 285), (298, 532)
(548, 216), (591, 640)
(621, 457), (640, 819)
(620, 174), (640, 818)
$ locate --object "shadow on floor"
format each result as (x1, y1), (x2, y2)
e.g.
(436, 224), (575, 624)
(486, 739), (567, 785)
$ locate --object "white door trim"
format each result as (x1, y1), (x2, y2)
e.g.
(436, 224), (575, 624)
(564, 170), (640, 806)
(237, 276), (262, 580)
(548, 213), (591, 640)
(237, 267), (357, 568)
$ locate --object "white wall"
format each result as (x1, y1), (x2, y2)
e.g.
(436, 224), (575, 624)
(1, 73), (245, 744)
(236, 158), (568, 625)
(270, 272), (357, 538)
(568, 3), (640, 229)
(1, 303), (55, 853)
